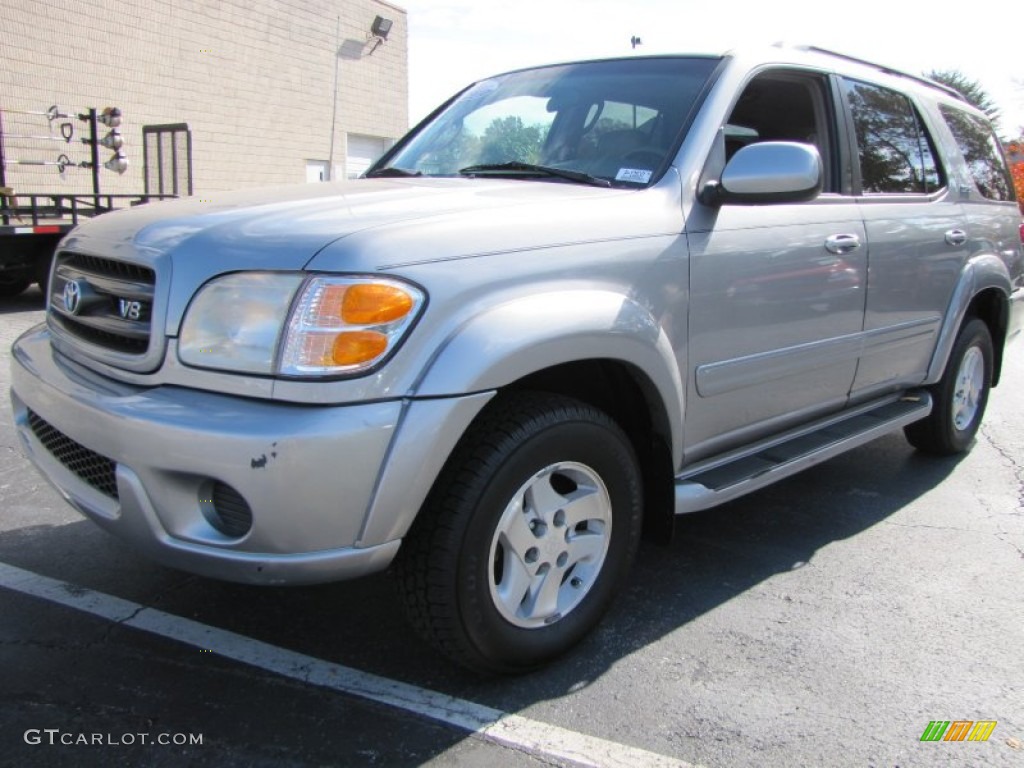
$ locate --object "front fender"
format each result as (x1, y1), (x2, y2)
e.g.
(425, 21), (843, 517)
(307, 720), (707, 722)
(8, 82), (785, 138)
(414, 289), (685, 460)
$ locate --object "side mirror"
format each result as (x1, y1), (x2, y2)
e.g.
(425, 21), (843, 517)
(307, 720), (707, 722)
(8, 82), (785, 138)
(702, 141), (822, 205)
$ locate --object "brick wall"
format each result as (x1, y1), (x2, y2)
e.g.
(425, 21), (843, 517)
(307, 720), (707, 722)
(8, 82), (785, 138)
(0, 0), (408, 195)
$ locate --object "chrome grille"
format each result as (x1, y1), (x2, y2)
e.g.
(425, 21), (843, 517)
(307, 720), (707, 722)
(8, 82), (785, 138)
(27, 410), (119, 499)
(49, 251), (155, 357)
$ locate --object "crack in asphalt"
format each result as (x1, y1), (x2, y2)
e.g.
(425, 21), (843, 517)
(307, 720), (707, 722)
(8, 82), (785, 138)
(881, 521), (980, 533)
(0, 638), (101, 651)
(100, 574), (199, 645)
(980, 425), (1024, 511)
(978, 426), (1024, 565)
(994, 531), (1024, 561)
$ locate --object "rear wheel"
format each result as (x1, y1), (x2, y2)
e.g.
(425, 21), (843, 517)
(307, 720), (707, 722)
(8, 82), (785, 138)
(33, 244), (56, 290)
(0, 273), (30, 298)
(904, 317), (993, 455)
(395, 392), (643, 674)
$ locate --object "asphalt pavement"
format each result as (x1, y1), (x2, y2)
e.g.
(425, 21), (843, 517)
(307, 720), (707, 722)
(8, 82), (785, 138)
(1, 286), (1022, 767)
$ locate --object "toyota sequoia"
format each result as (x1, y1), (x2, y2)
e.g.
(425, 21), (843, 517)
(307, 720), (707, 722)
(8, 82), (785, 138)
(11, 45), (1024, 673)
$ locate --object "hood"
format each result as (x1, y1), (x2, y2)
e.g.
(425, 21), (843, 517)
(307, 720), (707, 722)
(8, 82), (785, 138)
(64, 177), (629, 271)
(59, 176), (682, 330)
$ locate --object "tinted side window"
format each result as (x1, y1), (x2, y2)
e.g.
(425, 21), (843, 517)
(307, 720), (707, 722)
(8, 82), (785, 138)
(843, 79), (942, 194)
(940, 105), (1015, 202)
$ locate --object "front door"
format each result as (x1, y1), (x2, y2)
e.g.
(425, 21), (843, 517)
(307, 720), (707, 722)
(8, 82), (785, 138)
(684, 70), (866, 461)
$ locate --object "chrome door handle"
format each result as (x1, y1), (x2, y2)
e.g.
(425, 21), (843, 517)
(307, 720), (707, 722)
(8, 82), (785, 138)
(945, 229), (968, 246)
(825, 234), (861, 254)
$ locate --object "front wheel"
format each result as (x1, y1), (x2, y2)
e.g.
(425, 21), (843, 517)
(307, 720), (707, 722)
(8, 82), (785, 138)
(904, 317), (993, 455)
(394, 392), (643, 674)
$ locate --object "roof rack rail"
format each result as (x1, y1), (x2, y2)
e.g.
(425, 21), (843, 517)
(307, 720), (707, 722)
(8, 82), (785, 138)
(779, 43), (967, 103)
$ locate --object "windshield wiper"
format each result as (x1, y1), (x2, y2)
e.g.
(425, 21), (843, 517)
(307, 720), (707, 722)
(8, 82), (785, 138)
(365, 166), (422, 178)
(458, 162), (612, 188)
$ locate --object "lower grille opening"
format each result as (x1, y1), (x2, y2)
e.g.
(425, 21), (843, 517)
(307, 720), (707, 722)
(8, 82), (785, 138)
(27, 410), (119, 500)
(205, 482), (253, 538)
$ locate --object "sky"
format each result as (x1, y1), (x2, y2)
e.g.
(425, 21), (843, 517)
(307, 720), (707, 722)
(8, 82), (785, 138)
(398, 0), (1023, 137)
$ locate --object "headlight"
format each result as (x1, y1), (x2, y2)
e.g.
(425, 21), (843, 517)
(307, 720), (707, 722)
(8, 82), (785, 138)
(179, 273), (425, 377)
(179, 273), (304, 373)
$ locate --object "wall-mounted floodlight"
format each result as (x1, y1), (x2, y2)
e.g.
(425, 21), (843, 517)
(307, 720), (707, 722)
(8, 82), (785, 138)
(371, 16), (392, 40)
(367, 15), (393, 54)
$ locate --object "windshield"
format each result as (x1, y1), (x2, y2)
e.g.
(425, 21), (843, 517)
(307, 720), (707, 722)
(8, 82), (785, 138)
(376, 57), (720, 187)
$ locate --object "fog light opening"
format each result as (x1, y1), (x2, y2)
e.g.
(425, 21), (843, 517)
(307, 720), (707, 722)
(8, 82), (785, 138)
(199, 480), (253, 538)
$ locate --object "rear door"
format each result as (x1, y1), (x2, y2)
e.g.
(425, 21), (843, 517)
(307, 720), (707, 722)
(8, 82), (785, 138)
(937, 103), (1022, 326)
(841, 78), (968, 399)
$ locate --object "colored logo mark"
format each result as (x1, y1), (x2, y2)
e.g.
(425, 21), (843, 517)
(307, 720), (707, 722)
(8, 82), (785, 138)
(920, 720), (997, 742)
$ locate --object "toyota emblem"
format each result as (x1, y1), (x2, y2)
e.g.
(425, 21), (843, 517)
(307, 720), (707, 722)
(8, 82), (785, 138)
(63, 280), (83, 315)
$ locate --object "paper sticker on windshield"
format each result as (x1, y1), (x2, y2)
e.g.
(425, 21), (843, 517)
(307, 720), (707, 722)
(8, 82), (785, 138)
(615, 168), (652, 184)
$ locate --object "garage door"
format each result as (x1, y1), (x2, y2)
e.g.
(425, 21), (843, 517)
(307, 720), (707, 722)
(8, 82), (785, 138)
(346, 134), (389, 179)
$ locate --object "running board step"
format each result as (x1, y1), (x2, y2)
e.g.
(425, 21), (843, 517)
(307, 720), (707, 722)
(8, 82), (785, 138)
(674, 393), (933, 515)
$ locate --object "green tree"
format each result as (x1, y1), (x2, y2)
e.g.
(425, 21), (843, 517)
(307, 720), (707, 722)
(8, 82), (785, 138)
(479, 117), (543, 165)
(925, 70), (1002, 128)
(428, 132), (482, 174)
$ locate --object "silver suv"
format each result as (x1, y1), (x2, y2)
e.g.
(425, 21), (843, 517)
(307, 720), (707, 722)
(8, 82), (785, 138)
(11, 45), (1023, 673)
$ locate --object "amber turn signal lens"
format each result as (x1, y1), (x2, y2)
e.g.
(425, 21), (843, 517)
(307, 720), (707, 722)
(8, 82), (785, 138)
(341, 284), (414, 325)
(332, 331), (389, 365)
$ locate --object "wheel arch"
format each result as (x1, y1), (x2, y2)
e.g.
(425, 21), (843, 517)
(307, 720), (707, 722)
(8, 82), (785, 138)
(365, 291), (684, 548)
(927, 255), (1011, 387)
(414, 288), (685, 462)
(506, 360), (678, 543)
(964, 288), (1008, 386)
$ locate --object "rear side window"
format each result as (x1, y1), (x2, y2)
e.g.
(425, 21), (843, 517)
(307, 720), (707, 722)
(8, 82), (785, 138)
(940, 105), (1015, 202)
(843, 79), (943, 194)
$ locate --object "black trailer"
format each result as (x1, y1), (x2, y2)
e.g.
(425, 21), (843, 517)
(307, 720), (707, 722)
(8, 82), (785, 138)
(0, 192), (172, 297)
(1, 105), (180, 298)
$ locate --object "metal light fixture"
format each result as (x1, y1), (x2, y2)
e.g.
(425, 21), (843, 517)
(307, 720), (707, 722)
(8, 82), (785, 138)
(98, 106), (122, 128)
(328, 14), (395, 179)
(98, 129), (123, 150)
(371, 15), (392, 40)
(104, 150), (129, 174)
(367, 15), (393, 55)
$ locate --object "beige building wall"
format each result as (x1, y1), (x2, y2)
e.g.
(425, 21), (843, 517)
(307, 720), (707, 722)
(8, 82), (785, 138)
(1, 0), (408, 196)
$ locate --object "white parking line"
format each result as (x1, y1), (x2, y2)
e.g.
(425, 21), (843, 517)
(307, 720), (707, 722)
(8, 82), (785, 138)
(0, 561), (698, 768)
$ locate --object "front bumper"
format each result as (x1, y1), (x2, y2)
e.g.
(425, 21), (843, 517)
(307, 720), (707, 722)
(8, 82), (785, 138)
(11, 325), (482, 585)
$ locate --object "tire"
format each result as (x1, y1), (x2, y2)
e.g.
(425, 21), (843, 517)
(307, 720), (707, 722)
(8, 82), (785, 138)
(34, 244), (55, 291)
(0, 273), (30, 298)
(904, 317), (993, 455)
(394, 392), (643, 674)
